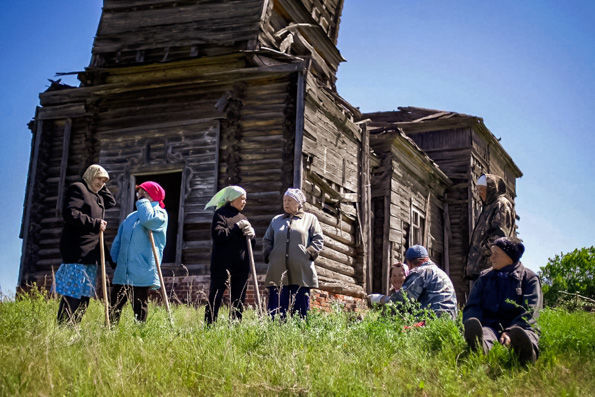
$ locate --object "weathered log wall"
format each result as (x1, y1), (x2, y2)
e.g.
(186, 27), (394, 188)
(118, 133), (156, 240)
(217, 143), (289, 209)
(19, 101), (100, 287)
(91, 0), (264, 68)
(300, 71), (366, 298)
(403, 125), (521, 302)
(369, 131), (450, 294)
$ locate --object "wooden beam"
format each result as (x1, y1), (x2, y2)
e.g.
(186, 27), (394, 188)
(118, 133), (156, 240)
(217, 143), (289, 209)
(382, 185), (391, 295)
(443, 193), (451, 275)
(359, 123), (372, 293)
(423, 191), (431, 247)
(18, 115), (43, 287)
(56, 119), (72, 217)
(175, 167), (188, 267)
(293, 70), (305, 188)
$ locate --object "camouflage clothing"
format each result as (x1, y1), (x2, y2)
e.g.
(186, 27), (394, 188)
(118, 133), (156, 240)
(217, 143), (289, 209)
(466, 174), (516, 280)
(390, 261), (458, 319)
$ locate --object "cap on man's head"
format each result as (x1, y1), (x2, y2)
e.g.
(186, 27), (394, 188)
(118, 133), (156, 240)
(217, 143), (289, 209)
(405, 245), (429, 261)
(477, 175), (487, 186)
(492, 237), (525, 263)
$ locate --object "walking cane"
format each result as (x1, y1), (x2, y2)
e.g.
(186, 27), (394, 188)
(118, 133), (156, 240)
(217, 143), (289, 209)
(246, 236), (263, 317)
(99, 230), (111, 327)
(148, 230), (173, 325)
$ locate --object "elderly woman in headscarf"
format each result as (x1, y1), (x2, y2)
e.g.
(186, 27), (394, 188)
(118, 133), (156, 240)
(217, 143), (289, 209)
(368, 262), (410, 305)
(110, 181), (168, 323)
(204, 185), (255, 324)
(263, 188), (324, 319)
(55, 164), (116, 324)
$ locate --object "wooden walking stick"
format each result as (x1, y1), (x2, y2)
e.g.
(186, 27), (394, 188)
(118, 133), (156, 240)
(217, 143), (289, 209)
(246, 236), (263, 317)
(99, 230), (111, 327)
(148, 230), (173, 325)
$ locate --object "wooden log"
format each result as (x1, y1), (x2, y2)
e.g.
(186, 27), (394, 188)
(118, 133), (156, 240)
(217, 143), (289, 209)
(319, 247), (355, 268)
(317, 279), (367, 298)
(315, 265), (356, 285)
(316, 255), (355, 276)
(319, 222), (354, 246)
(322, 235), (357, 257)
(303, 202), (354, 234)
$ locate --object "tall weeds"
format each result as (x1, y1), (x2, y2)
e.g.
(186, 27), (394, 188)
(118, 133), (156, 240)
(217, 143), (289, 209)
(1, 291), (593, 396)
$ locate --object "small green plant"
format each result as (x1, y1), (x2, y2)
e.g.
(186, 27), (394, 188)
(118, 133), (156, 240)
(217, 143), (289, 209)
(539, 246), (595, 309)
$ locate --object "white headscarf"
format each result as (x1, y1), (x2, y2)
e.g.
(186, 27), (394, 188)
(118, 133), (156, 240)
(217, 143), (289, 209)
(477, 175), (487, 186)
(204, 185), (246, 210)
(284, 188), (306, 206)
(82, 164), (109, 185)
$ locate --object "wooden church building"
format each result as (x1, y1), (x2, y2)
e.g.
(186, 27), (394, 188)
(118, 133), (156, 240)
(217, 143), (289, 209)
(18, 0), (521, 306)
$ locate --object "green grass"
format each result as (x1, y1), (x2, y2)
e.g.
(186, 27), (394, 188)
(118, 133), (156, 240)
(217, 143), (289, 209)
(1, 291), (594, 396)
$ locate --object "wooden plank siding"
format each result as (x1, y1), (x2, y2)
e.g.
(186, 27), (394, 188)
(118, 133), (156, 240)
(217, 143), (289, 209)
(364, 109), (522, 303)
(300, 70), (366, 298)
(368, 130), (451, 295)
(91, 0), (265, 68)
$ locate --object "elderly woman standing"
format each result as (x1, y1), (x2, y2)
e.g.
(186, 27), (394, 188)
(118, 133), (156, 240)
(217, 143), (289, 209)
(263, 188), (324, 318)
(55, 164), (116, 324)
(204, 186), (255, 324)
(110, 181), (168, 323)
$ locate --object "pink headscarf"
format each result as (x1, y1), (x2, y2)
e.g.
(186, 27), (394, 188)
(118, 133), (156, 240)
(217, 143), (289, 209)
(402, 263), (410, 277)
(137, 181), (166, 208)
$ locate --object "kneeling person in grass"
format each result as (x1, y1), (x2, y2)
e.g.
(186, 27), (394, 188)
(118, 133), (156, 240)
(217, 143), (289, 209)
(368, 262), (409, 305)
(463, 237), (542, 364)
(387, 245), (458, 320)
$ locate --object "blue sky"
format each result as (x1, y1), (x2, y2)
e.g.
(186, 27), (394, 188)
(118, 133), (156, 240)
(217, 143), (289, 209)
(1, 1), (593, 296)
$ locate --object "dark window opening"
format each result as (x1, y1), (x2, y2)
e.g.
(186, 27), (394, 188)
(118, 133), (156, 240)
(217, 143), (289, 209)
(134, 171), (182, 264)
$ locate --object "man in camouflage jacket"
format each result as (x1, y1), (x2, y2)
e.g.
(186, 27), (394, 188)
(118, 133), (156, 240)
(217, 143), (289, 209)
(466, 174), (516, 280)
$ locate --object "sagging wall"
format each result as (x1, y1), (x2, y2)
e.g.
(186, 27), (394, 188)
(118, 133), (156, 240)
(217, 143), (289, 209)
(370, 132), (450, 294)
(301, 72), (367, 299)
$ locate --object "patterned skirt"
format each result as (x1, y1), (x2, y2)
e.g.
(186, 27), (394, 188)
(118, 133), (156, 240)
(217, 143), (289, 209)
(54, 263), (98, 299)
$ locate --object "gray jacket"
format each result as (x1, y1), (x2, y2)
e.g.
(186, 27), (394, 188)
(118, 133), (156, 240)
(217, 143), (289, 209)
(391, 261), (458, 319)
(263, 211), (324, 288)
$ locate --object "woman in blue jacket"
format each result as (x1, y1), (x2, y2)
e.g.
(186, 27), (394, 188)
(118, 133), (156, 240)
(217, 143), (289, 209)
(110, 181), (168, 323)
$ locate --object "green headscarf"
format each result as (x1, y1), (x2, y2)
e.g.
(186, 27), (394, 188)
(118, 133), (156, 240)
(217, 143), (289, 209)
(204, 186), (246, 210)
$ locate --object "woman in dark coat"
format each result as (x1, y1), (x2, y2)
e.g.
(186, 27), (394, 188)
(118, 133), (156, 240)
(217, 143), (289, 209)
(204, 185), (255, 324)
(55, 164), (116, 324)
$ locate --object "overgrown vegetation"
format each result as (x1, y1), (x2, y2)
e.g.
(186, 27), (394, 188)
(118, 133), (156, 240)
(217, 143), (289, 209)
(1, 290), (594, 396)
(539, 246), (595, 309)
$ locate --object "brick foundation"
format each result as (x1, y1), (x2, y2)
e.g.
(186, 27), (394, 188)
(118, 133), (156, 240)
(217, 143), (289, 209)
(25, 273), (367, 312)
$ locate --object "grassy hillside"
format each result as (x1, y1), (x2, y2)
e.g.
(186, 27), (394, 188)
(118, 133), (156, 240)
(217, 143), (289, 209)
(1, 291), (594, 396)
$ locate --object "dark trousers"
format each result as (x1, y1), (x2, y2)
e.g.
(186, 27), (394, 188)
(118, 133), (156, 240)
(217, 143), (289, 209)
(205, 271), (250, 324)
(57, 295), (90, 324)
(267, 285), (311, 319)
(482, 325), (540, 357)
(110, 284), (150, 323)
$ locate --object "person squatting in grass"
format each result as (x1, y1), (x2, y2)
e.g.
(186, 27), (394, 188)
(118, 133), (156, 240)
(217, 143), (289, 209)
(109, 181), (168, 323)
(463, 237), (542, 364)
(263, 188), (324, 319)
(55, 164), (116, 324)
(367, 262), (410, 305)
(385, 245), (458, 320)
(204, 186), (255, 324)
